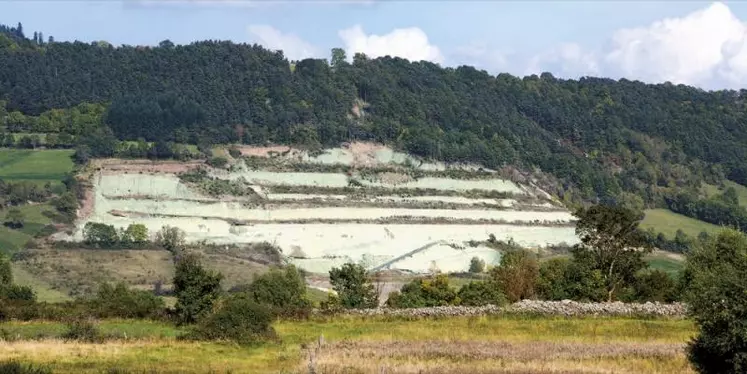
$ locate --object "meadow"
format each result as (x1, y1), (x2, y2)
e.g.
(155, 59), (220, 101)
(0, 149), (75, 253)
(640, 208), (721, 239)
(0, 315), (696, 374)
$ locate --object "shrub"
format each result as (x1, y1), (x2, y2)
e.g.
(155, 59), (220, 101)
(0, 361), (52, 374)
(468, 257), (485, 273)
(190, 294), (276, 345)
(4, 285), (35, 302)
(228, 147), (242, 159)
(457, 281), (506, 306)
(173, 252), (223, 324)
(207, 156), (228, 168)
(92, 282), (164, 319)
(329, 263), (378, 309)
(244, 265), (312, 318)
(489, 250), (539, 303)
(685, 229), (747, 373)
(627, 269), (678, 303)
(536, 257), (571, 301)
(386, 274), (458, 308)
(156, 226), (186, 253)
(4, 208), (24, 229)
(62, 319), (102, 343)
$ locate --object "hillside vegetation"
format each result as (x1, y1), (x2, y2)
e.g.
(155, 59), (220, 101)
(1, 23), (746, 216)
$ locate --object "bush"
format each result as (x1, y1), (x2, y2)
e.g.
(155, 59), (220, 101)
(92, 282), (164, 319)
(457, 281), (506, 306)
(0, 361), (52, 374)
(173, 252), (223, 324)
(243, 265), (312, 318)
(468, 257), (485, 273)
(190, 294), (276, 345)
(62, 319), (102, 343)
(329, 263), (378, 309)
(627, 269), (678, 303)
(536, 258), (571, 301)
(4, 285), (36, 302)
(386, 274), (458, 308)
(489, 250), (539, 303)
(685, 229), (747, 373)
(207, 156), (228, 168)
(228, 147), (242, 159)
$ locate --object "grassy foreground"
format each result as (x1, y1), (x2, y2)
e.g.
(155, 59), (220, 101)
(0, 316), (695, 373)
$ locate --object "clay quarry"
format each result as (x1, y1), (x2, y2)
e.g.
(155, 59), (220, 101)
(57, 142), (579, 275)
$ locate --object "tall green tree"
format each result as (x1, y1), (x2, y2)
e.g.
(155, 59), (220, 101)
(685, 229), (747, 374)
(573, 204), (651, 301)
(328, 263), (378, 309)
(173, 252), (223, 324)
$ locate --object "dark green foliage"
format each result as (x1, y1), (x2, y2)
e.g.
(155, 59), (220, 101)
(0, 361), (52, 374)
(4, 208), (24, 229)
(91, 282), (164, 319)
(626, 269), (678, 303)
(328, 263), (378, 309)
(228, 147), (242, 159)
(173, 252), (223, 324)
(536, 258), (572, 301)
(61, 319), (101, 343)
(468, 257), (485, 273)
(685, 229), (747, 374)
(573, 204), (651, 301)
(82, 222), (119, 247)
(243, 265), (312, 318)
(155, 226), (186, 253)
(190, 293), (276, 345)
(666, 190), (747, 232)
(4, 285), (35, 302)
(51, 192), (78, 219)
(457, 281), (506, 306)
(489, 250), (539, 303)
(386, 274), (458, 308)
(206, 156), (228, 168)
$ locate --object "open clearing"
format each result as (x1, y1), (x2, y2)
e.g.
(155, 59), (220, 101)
(0, 149), (74, 185)
(0, 316), (695, 373)
(640, 209), (722, 239)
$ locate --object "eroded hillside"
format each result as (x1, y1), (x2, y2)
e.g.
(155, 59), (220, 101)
(56, 142), (578, 275)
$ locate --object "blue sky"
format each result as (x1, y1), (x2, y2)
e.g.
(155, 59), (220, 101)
(3, 1), (747, 89)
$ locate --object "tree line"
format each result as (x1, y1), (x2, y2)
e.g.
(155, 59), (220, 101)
(2, 23), (747, 224)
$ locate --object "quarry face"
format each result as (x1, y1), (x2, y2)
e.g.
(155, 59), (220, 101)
(61, 143), (579, 274)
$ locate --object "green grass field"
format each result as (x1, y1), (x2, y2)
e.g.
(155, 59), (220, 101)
(0, 316), (696, 373)
(645, 251), (686, 277)
(0, 203), (57, 253)
(702, 180), (747, 207)
(0, 148), (74, 185)
(640, 209), (722, 239)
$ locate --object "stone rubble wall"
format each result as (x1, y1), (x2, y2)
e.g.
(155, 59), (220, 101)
(316, 300), (687, 318)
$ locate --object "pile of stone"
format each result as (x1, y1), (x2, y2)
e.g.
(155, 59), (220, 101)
(316, 300), (687, 318)
(508, 299), (687, 317)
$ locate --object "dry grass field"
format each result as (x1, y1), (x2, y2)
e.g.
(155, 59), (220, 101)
(0, 316), (696, 373)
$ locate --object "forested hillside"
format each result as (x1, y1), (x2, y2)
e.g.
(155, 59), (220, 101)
(1, 22), (746, 214)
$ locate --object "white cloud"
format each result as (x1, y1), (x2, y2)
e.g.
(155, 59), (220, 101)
(248, 25), (321, 61)
(338, 25), (444, 64)
(604, 1), (747, 87)
(519, 1), (747, 88)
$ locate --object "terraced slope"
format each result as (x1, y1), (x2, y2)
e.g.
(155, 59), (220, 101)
(58, 143), (579, 274)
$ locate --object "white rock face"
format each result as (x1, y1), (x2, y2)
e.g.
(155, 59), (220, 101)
(66, 144), (577, 274)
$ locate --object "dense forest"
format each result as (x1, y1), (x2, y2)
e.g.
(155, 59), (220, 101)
(1, 23), (747, 214)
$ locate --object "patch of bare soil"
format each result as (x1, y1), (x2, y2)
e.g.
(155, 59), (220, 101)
(238, 145), (294, 157)
(78, 185), (96, 220)
(93, 158), (203, 174)
(376, 171), (413, 185)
